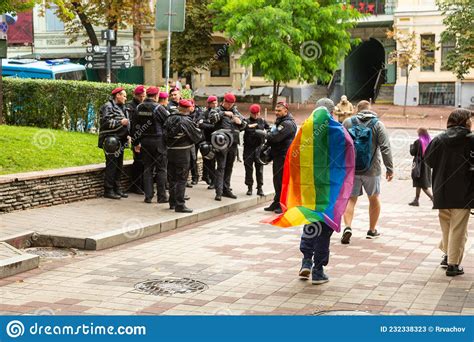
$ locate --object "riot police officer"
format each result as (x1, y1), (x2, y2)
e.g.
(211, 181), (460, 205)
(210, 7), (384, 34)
(199, 96), (218, 188)
(244, 104), (270, 196)
(126, 85), (146, 195)
(133, 86), (169, 204)
(212, 93), (247, 201)
(164, 99), (202, 213)
(98, 87), (130, 200)
(264, 101), (297, 213)
(189, 99), (204, 185)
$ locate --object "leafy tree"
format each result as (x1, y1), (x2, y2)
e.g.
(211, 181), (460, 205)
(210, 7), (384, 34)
(209, 0), (360, 108)
(0, 0), (35, 14)
(387, 30), (437, 115)
(437, 0), (474, 80)
(160, 0), (214, 86)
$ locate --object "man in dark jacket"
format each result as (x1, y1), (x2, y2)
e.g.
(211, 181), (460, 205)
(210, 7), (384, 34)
(213, 93), (247, 201)
(126, 85), (146, 195)
(164, 99), (202, 213)
(199, 96), (218, 188)
(167, 87), (181, 112)
(244, 104), (270, 196)
(264, 101), (297, 213)
(98, 87), (130, 200)
(189, 99), (204, 185)
(133, 87), (169, 204)
(425, 108), (473, 277)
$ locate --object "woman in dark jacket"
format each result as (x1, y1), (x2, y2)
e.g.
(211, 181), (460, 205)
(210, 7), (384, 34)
(409, 128), (433, 206)
(425, 108), (473, 277)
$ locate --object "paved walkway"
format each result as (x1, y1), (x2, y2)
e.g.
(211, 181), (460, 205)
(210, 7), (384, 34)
(0, 178), (472, 316)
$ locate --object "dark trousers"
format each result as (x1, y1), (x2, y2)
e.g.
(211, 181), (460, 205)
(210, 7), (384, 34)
(190, 144), (199, 182)
(142, 138), (168, 201)
(128, 150), (144, 192)
(167, 148), (191, 208)
(300, 222), (334, 270)
(202, 157), (216, 184)
(272, 154), (285, 204)
(243, 148), (264, 188)
(215, 145), (237, 195)
(104, 149), (124, 192)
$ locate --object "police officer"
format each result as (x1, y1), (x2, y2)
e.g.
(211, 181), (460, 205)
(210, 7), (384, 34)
(244, 104), (270, 196)
(133, 86), (169, 204)
(213, 93), (247, 201)
(199, 96), (218, 188)
(164, 99), (202, 213)
(264, 101), (297, 213)
(189, 99), (204, 185)
(167, 87), (181, 112)
(98, 87), (130, 200)
(126, 85), (146, 195)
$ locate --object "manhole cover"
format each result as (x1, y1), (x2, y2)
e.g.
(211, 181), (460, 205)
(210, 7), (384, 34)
(313, 310), (375, 316)
(134, 278), (208, 296)
(24, 247), (82, 258)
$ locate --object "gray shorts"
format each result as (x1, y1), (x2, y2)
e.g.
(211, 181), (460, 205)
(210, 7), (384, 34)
(351, 175), (381, 197)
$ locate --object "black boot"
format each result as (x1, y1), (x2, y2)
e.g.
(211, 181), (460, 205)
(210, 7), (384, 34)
(115, 190), (128, 198)
(264, 202), (278, 211)
(246, 186), (252, 196)
(175, 205), (193, 213)
(257, 187), (264, 196)
(104, 191), (121, 200)
(446, 265), (464, 276)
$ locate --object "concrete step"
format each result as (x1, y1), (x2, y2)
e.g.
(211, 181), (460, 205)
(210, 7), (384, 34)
(0, 242), (39, 279)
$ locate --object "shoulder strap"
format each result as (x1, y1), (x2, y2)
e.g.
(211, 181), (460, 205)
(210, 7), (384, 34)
(351, 117), (358, 127)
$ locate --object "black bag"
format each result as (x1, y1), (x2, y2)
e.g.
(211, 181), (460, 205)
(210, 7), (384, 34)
(411, 142), (422, 179)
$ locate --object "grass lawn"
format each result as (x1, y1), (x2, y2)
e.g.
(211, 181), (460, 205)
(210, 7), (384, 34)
(0, 125), (133, 175)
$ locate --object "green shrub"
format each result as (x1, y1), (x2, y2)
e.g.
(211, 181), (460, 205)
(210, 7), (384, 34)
(3, 78), (137, 131)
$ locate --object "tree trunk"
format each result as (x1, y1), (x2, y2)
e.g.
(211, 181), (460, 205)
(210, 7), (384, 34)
(272, 80), (281, 110)
(403, 71), (409, 117)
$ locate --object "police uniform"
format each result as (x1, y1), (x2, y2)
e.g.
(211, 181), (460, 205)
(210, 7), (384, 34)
(189, 105), (204, 184)
(98, 88), (129, 198)
(164, 100), (202, 213)
(243, 106), (270, 195)
(134, 89), (169, 203)
(213, 94), (247, 200)
(125, 91), (145, 194)
(266, 112), (297, 210)
(200, 105), (217, 186)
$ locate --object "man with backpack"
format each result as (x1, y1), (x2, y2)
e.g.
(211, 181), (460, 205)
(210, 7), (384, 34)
(341, 100), (393, 244)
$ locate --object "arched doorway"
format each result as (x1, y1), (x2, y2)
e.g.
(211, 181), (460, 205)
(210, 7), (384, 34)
(344, 38), (385, 101)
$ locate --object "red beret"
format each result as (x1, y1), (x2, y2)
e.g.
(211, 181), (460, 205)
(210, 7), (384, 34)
(111, 87), (125, 95)
(207, 96), (218, 103)
(277, 101), (289, 109)
(147, 86), (159, 96)
(224, 93), (236, 103)
(159, 92), (169, 99)
(170, 87), (180, 93)
(178, 99), (193, 108)
(134, 85), (145, 95)
(249, 104), (261, 114)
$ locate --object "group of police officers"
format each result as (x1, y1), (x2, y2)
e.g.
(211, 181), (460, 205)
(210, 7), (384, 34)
(98, 85), (297, 214)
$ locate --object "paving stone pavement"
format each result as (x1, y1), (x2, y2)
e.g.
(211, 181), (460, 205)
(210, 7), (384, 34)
(0, 177), (472, 316)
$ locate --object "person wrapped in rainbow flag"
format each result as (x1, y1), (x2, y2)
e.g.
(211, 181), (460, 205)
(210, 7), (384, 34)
(268, 102), (355, 284)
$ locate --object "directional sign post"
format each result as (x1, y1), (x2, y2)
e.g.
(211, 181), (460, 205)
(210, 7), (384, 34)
(85, 44), (131, 71)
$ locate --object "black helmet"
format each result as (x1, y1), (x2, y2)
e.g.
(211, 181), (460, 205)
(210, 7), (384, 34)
(211, 129), (234, 151)
(199, 142), (216, 160)
(103, 136), (121, 155)
(256, 144), (272, 165)
(208, 109), (221, 124)
(254, 129), (267, 144)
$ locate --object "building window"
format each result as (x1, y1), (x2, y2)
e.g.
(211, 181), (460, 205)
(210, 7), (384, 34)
(45, 7), (64, 32)
(420, 34), (435, 72)
(441, 39), (455, 71)
(161, 59), (174, 79)
(211, 44), (230, 77)
(419, 82), (455, 106)
(252, 63), (264, 77)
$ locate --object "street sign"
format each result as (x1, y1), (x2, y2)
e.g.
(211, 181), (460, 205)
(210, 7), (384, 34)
(86, 45), (107, 54)
(101, 29), (115, 41)
(111, 46), (130, 53)
(85, 45), (132, 70)
(156, 0), (186, 32)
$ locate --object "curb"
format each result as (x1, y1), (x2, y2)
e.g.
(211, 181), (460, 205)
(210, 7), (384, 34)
(0, 242), (40, 279)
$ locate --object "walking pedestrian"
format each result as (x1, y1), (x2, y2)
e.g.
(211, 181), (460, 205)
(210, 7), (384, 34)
(334, 95), (354, 123)
(341, 100), (393, 243)
(425, 108), (473, 276)
(409, 128), (433, 206)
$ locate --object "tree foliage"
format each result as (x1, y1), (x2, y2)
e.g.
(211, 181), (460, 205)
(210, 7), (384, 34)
(437, 0), (474, 80)
(209, 0), (360, 107)
(161, 0), (214, 75)
(0, 0), (35, 14)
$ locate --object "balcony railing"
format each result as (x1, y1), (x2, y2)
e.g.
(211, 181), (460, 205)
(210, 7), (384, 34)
(347, 0), (396, 15)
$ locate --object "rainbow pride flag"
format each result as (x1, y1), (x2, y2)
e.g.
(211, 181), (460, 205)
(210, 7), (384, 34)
(269, 107), (355, 232)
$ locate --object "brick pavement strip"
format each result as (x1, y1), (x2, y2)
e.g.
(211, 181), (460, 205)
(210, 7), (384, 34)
(0, 177), (472, 315)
